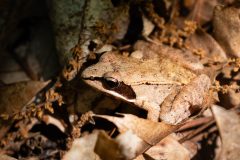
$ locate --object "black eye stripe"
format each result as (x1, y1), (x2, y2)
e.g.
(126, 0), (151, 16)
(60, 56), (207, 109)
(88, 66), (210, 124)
(112, 82), (136, 99)
(103, 81), (136, 99)
(83, 77), (136, 100)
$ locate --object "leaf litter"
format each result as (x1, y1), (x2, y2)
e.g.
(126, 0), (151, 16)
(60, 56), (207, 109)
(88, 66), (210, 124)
(0, 0), (240, 159)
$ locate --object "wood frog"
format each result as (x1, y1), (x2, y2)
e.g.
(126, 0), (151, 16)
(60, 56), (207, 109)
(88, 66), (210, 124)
(81, 42), (211, 124)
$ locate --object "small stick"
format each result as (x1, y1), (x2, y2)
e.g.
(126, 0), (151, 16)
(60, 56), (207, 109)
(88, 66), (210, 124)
(177, 117), (213, 132)
(179, 119), (215, 143)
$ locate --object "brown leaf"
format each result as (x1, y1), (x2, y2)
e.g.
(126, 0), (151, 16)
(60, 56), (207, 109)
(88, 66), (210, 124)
(186, 28), (227, 62)
(0, 154), (17, 160)
(0, 81), (48, 115)
(95, 130), (124, 160)
(212, 105), (240, 160)
(217, 67), (240, 108)
(63, 131), (101, 160)
(213, 5), (240, 57)
(187, 0), (218, 25)
(94, 114), (179, 146)
(141, 135), (191, 160)
(64, 130), (128, 160)
(42, 115), (66, 133)
(142, 15), (155, 37)
(0, 51), (30, 84)
(116, 130), (147, 159)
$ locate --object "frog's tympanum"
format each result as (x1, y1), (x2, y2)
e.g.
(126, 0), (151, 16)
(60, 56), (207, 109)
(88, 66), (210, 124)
(81, 42), (211, 124)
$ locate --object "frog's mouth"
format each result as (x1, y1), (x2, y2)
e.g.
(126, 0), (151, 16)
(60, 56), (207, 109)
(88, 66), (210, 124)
(82, 78), (136, 102)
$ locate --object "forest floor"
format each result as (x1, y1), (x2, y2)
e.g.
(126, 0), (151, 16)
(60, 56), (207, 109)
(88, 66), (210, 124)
(0, 0), (240, 160)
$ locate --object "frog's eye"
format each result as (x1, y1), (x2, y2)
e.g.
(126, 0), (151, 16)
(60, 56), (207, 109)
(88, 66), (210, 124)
(104, 77), (120, 89)
(103, 77), (136, 99)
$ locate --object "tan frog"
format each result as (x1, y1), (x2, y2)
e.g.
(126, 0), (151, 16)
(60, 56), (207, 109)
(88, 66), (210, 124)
(81, 43), (211, 124)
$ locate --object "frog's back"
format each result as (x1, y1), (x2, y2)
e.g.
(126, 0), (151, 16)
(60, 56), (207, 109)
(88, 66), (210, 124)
(118, 55), (197, 86)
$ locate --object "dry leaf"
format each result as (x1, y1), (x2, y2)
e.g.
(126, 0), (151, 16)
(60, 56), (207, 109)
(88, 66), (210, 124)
(213, 5), (240, 57)
(212, 105), (240, 160)
(186, 28), (227, 62)
(142, 135), (190, 160)
(63, 131), (101, 160)
(0, 154), (17, 160)
(94, 114), (179, 146)
(187, 0), (218, 25)
(42, 115), (66, 133)
(64, 130), (125, 160)
(94, 131), (124, 160)
(0, 81), (48, 115)
(217, 67), (240, 108)
(0, 51), (30, 84)
(94, 113), (181, 158)
(142, 15), (155, 37)
(116, 130), (147, 159)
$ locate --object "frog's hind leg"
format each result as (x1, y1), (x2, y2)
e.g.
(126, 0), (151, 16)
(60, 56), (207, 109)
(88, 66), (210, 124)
(160, 74), (211, 125)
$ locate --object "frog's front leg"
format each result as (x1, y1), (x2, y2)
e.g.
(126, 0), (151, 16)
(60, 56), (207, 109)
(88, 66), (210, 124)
(159, 74), (211, 125)
(135, 100), (160, 122)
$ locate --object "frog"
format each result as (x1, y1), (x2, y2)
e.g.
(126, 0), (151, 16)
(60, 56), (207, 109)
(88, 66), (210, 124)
(81, 43), (211, 125)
